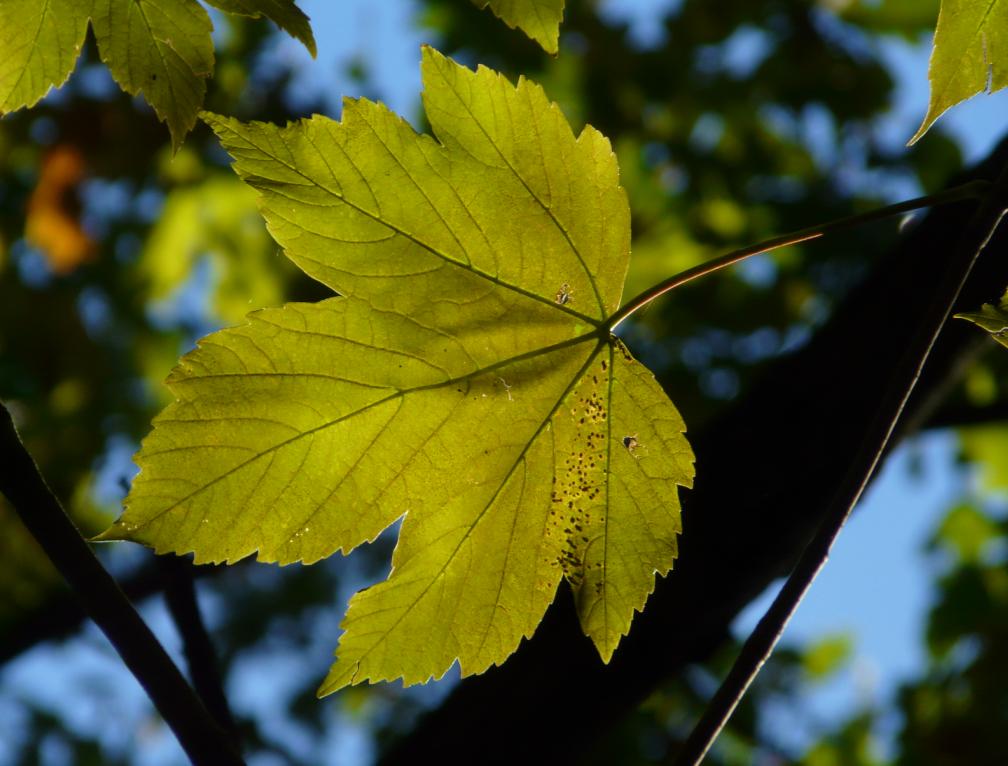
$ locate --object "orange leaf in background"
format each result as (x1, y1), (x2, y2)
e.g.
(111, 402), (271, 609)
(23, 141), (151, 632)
(26, 145), (94, 274)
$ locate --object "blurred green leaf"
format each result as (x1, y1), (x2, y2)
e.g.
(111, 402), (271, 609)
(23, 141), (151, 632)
(139, 175), (284, 324)
(934, 503), (998, 563)
(802, 633), (854, 681)
(836, 0), (940, 38)
(960, 424), (1008, 492)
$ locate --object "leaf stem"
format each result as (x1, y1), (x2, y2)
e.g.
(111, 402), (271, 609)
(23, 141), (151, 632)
(0, 403), (245, 766)
(671, 169), (1008, 766)
(607, 181), (991, 332)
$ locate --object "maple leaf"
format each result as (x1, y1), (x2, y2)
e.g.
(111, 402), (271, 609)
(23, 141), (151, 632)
(99, 47), (694, 691)
(0, 0), (314, 149)
(473, 0), (565, 53)
(910, 0), (1007, 144)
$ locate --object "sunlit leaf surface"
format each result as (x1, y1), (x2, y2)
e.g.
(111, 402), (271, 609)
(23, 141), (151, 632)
(0, 0), (314, 147)
(0, 0), (89, 113)
(956, 290), (1008, 349)
(911, 0), (1007, 143)
(101, 48), (694, 690)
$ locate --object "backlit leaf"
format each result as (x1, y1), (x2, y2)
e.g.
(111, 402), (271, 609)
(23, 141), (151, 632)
(0, 0), (314, 148)
(100, 48), (694, 690)
(205, 0), (316, 56)
(910, 0), (1008, 144)
(955, 289), (1008, 349)
(91, 0), (215, 151)
(0, 0), (89, 113)
(472, 0), (564, 54)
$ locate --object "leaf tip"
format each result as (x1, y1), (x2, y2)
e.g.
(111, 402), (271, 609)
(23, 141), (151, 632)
(90, 522), (130, 544)
(317, 660), (359, 697)
(907, 110), (939, 146)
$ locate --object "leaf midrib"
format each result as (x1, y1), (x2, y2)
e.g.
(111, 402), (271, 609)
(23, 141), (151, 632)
(435, 65), (607, 316)
(340, 338), (607, 687)
(934, 0), (1002, 106)
(213, 115), (604, 328)
(127, 328), (603, 537)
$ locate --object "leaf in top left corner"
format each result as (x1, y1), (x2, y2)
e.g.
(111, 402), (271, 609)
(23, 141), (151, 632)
(0, 0), (90, 113)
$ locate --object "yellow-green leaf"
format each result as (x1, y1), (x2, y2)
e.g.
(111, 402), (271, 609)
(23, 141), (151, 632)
(0, 0), (89, 113)
(910, 0), (1008, 144)
(0, 0), (313, 147)
(91, 0), (215, 151)
(100, 48), (694, 690)
(472, 0), (564, 54)
(204, 0), (316, 57)
(955, 289), (1008, 348)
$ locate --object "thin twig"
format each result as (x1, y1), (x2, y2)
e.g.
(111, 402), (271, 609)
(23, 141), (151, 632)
(160, 556), (241, 748)
(607, 181), (991, 331)
(672, 169), (1008, 765)
(0, 559), (230, 667)
(0, 403), (245, 766)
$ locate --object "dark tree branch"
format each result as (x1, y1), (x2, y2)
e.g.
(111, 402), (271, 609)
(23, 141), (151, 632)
(0, 558), (227, 666)
(160, 556), (241, 750)
(381, 137), (1008, 766)
(0, 404), (244, 766)
(674, 158), (1008, 765)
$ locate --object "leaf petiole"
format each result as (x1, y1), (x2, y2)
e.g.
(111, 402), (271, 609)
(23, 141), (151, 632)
(605, 180), (992, 332)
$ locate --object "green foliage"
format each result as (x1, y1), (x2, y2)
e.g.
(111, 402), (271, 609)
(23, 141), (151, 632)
(934, 502), (999, 564)
(960, 424), (1008, 491)
(0, 0), (90, 114)
(1, 0), (1007, 758)
(99, 48), (694, 690)
(91, 0), (215, 151)
(204, 0), (316, 55)
(956, 289), (1008, 348)
(838, 0), (940, 38)
(911, 0), (1008, 143)
(139, 174), (286, 324)
(801, 633), (853, 682)
(472, 0), (564, 53)
(0, 0), (314, 149)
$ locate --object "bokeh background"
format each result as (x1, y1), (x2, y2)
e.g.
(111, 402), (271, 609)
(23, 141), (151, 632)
(1, 0), (1008, 763)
